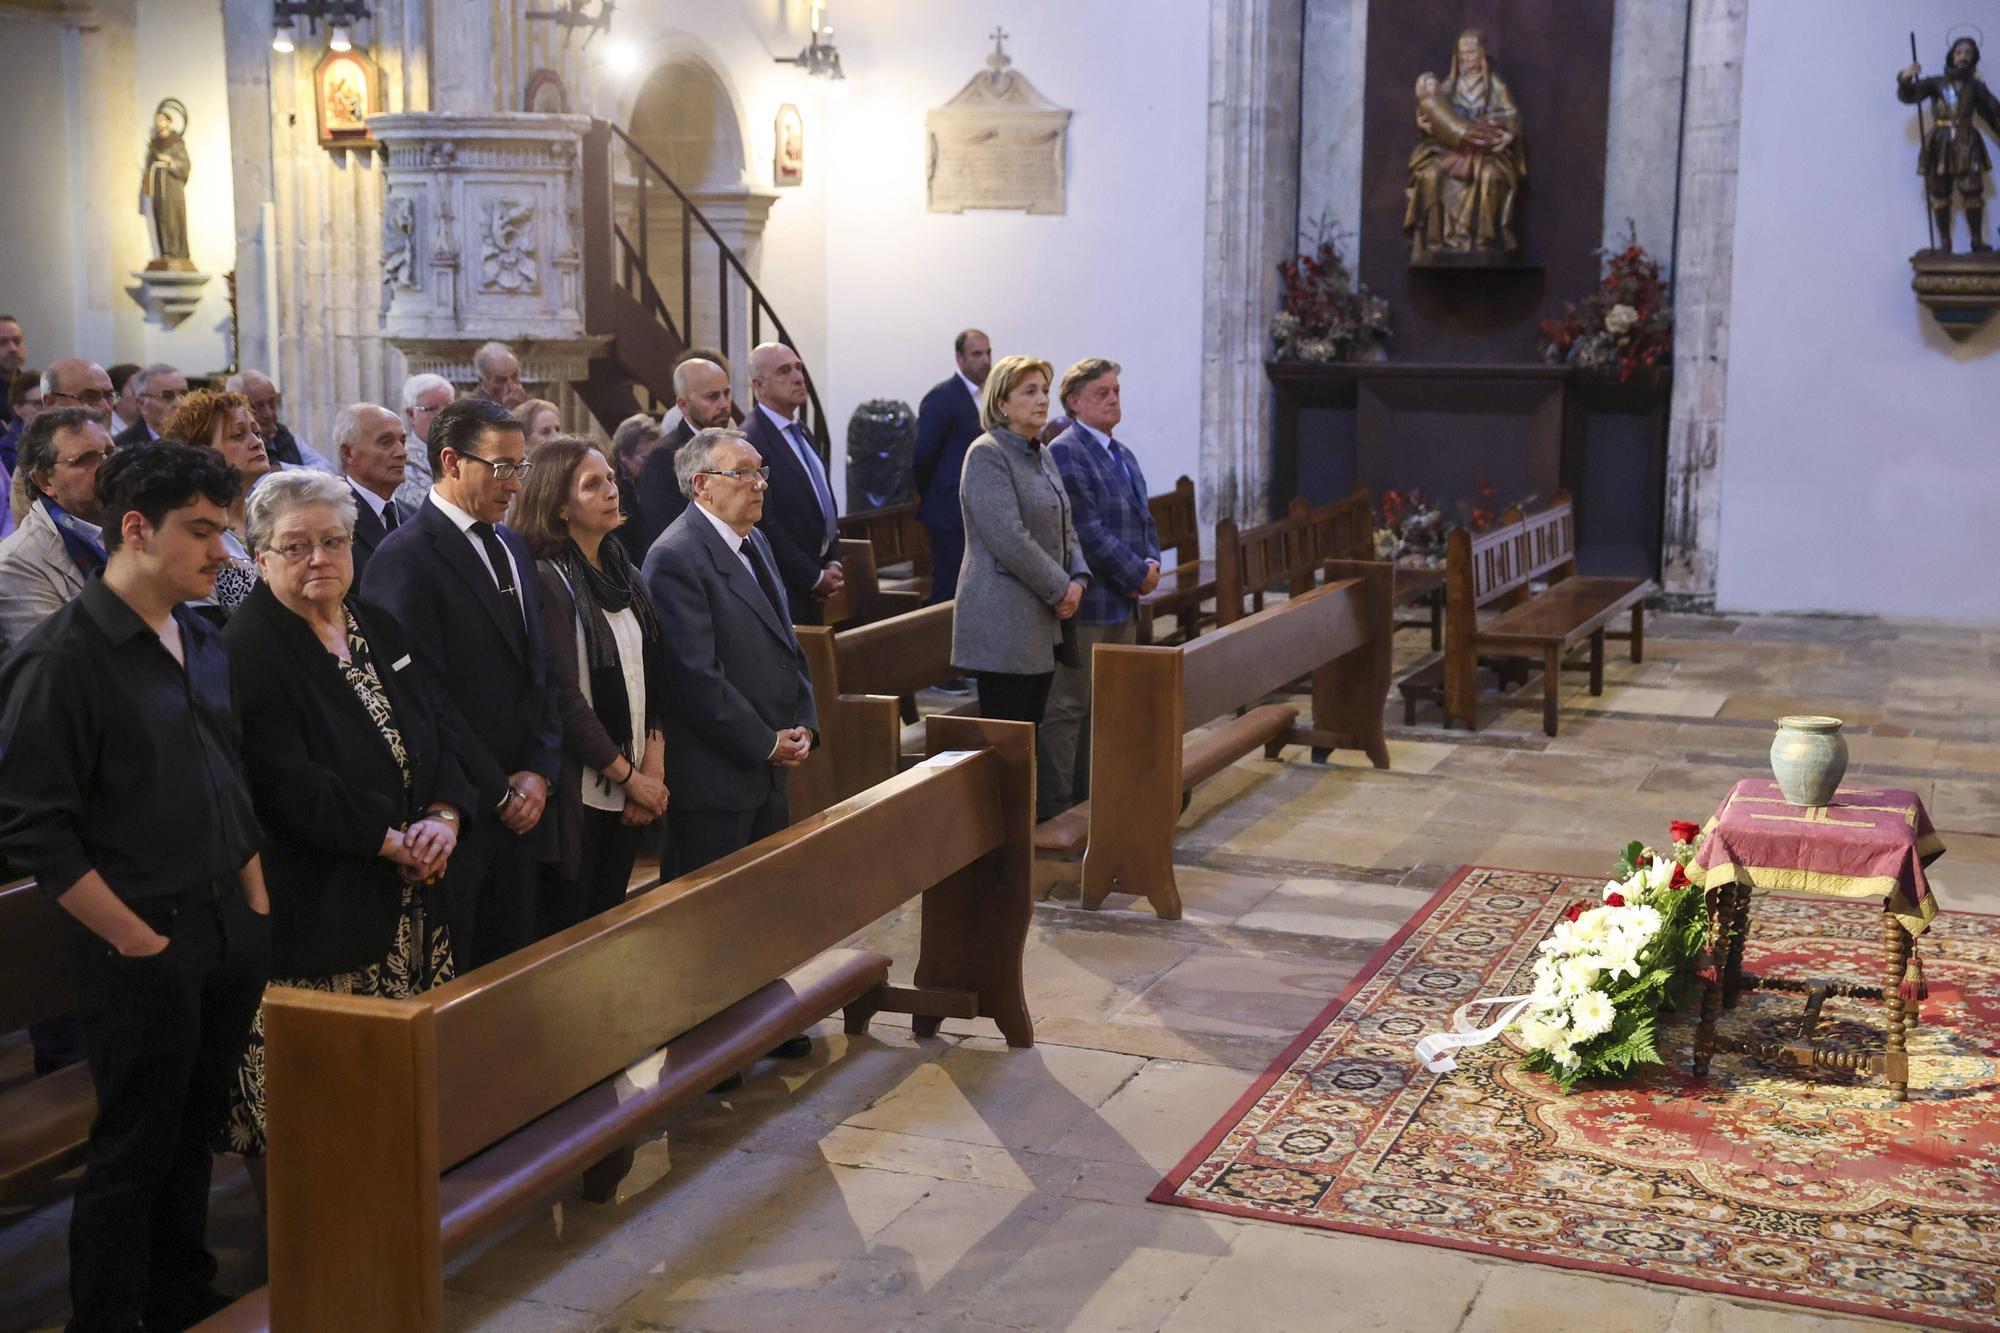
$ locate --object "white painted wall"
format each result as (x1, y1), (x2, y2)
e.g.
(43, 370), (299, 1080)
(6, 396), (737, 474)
(0, 18), (83, 362)
(1716, 0), (2000, 621)
(585, 0), (1211, 500)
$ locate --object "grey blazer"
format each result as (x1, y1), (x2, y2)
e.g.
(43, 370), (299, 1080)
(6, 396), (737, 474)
(642, 507), (819, 814)
(0, 503), (89, 656)
(951, 428), (1090, 675)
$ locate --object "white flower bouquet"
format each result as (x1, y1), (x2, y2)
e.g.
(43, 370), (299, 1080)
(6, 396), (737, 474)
(1513, 823), (1709, 1091)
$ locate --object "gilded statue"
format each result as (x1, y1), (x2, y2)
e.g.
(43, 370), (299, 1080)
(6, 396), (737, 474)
(1404, 30), (1527, 263)
(141, 98), (193, 271)
(1898, 34), (2000, 253)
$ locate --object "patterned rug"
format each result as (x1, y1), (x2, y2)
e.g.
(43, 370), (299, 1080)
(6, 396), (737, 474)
(1151, 866), (2000, 1330)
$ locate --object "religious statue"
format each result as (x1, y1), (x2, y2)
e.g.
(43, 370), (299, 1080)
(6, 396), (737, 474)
(140, 98), (193, 271)
(1403, 30), (1528, 263)
(1898, 33), (2000, 253)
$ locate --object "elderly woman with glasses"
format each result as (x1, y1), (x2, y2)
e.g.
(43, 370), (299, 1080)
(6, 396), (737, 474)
(215, 470), (476, 1175)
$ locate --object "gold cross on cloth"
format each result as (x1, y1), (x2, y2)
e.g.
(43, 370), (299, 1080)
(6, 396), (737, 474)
(1727, 789), (1917, 830)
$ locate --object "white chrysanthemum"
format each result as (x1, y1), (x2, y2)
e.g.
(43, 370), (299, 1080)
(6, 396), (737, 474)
(1595, 936), (1642, 981)
(1559, 956), (1601, 993)
(1538, 920), (1581, 955)
(1572, 907), (1614, 943)
(1569, 991), (1616, 1040)
(1517, 1011), (1568, 1054)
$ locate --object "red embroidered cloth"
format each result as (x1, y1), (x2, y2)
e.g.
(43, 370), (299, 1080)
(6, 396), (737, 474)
(1691, 779), (1944, 936)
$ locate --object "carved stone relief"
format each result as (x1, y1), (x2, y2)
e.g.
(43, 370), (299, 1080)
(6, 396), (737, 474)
(478, 195), (540, 293)
(381, 194), (420, 306)
(926, 30), (1071, 215)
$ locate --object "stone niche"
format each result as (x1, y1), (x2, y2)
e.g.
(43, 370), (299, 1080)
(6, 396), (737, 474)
(372, 110), (604, 381)
(926, 42), (1071, 215)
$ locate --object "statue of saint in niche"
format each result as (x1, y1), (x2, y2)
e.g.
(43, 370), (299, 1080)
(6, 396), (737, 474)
(1898, 33), (2000, 253)
(1403, 29), (1528, 263)
(141, 98), (193, 271)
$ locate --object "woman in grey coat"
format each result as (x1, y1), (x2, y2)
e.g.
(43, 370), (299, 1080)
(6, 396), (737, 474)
(950, 354), (1090, 724)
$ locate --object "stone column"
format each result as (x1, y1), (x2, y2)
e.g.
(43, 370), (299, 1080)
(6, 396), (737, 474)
(1200, 0), (1304, 530)
(1661, 0), (1746, 601)
(1297, 0), (1366, 248)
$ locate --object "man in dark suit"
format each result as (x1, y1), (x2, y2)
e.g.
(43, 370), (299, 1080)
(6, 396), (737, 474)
(643, 426), (818, 876)
(745, 342), (842, 625)
(0, 314), (24, 432)
(911, 327), (990, 607)
(360, 397), (560, 967)
(115, 363), (185, 448)
(632, 355), (733, 555)
(332, 402), (408, 585)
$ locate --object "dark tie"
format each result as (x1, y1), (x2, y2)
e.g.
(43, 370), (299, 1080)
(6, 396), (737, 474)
(382, 500), (400, 531)
(468, 520), (522, 621)
(1108, 439), (1141, 498)
(739, 537), (786, 622)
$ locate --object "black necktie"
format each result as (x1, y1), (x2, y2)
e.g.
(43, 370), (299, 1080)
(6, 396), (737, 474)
(382, 500), (400, 531)
(739, 537), (786, 621)
(469, 520), (522, 622)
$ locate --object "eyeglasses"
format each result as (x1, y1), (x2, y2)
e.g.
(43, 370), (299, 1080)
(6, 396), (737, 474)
(48, 389), (114, 408)
(56, 449), (111, 472)
(142, 388), (185, 404)
(265, 534), (353, 564)
(453, 452), (534, 481)
(699, 467), (771, 484)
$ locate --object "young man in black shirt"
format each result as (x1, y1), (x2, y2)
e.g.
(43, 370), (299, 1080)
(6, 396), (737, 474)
(0, 443), (271, 1332)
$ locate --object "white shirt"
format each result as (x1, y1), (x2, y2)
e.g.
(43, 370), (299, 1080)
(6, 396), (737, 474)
(757, 401), (837, 541)
(695, 501), (760, 583)
(349, 479), (392, 522)
(428, 487), (525, 618)
(1071, 419), (1119, 460)
(573, 600), (647, 813)
(957, 372), (981, 403)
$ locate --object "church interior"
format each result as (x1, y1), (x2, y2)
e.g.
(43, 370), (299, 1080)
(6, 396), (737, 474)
(4, 0), (2000, 1329)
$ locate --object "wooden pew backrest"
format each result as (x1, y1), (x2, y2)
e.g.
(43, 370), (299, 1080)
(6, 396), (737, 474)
(834, 600), (956, 699)
(1149, 475), (1199, 567)
(1213, 510), (1312, 626)
(1293, 483), (1375, 565)
(837, 502), (931, 577)
(0, 879), (72, 1032)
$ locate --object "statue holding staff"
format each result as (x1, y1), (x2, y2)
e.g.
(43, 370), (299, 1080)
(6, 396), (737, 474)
(1898, 32), (2000, 253)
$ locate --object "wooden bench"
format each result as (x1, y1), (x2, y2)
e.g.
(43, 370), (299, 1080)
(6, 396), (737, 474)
(1036, 561), (1393, 918)
(837, 502), (931, 597)
(0, 878), (94, 1207)
(1400, 494), (1646, 736)
(1293, 485), (1446, 649)
(209, 716), (1034, 1332)
(821, 537), (924, 629)
(1135, 475), (1216, 645)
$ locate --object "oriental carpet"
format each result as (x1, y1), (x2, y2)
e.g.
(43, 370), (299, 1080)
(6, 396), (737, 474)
(1150, 865), (2000, 1330)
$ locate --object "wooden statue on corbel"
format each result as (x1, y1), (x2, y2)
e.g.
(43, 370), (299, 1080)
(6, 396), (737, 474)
(128, 97), (211, 328)
(1900, 30), (2000, 340)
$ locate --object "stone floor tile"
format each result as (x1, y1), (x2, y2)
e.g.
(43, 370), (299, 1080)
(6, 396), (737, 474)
(1112, 947), (1354, 1040)
(1844, 734), (1942, 768)
(1234, 877), (1438, 940)
(1664, 1293), (1906, 1331)
(1042, 1059), (1256, 1173)
(1585, 685), (1729, 719)
(1029, 1015), (1288, 1071)
(842, 1039), (1145, 1154)
(1162, 865), (1284, 926)
(1162, 1225), (1487, 1332)
(444, 1292), (603, 1332)
(1928, 777), (2000, 837)
(1458, 1261), (1683, 1332)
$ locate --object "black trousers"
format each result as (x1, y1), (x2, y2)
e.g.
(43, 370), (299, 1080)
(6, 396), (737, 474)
(923, 524), (964, 606)
(976, 670), (1054, 725)
(541, 807), (649, 933)
(65, 893), (267, 1332)
(440, 822), (538, 970)
(668, 788), (789, 878)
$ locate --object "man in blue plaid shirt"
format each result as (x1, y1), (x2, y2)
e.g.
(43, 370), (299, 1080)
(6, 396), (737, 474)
(1041, 358), (1163, 820)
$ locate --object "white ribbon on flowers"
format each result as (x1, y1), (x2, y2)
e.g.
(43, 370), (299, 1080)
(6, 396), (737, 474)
(1413, 994), (1537, 1073)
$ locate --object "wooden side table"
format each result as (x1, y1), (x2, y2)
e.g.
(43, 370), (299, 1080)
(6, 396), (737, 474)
(1688, 780), (1945, 1103)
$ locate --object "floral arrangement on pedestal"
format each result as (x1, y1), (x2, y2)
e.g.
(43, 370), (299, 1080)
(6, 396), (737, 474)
(1271, 223), (1391, 364)
(1513, 820), (1710, 1091)
(1536, 225), (1674, 384)
(1372, 481), (1501, 565)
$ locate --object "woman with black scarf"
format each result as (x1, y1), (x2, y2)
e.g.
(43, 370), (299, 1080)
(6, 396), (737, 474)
(515, 435), (671, 933)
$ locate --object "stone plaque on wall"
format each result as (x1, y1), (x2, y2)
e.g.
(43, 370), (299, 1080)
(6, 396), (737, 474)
(926, 32), (1071, 215)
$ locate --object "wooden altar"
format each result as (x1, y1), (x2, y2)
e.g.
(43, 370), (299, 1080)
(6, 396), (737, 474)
(1266, 360), (1669, 580)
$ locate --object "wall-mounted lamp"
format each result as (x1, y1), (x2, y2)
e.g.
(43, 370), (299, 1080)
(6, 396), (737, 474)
(271, 1), (370, 54)
(776, 0), (844, 80)
(526, 0), (615, 48)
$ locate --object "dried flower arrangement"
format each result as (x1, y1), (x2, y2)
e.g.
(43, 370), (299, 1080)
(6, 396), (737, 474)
(1537, 224), (1673, 383)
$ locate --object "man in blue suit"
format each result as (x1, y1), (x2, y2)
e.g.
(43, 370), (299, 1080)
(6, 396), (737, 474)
(744, 341), (843, 625)
(911, 328), (989, 608)
(1042, 358), (1163, 821)
(361, 396), (560, 966)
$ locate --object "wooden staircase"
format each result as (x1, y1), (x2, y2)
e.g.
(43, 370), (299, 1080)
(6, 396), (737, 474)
(577, 120), (830, 458)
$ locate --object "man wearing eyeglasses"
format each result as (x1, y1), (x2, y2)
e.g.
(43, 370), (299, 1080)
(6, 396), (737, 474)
(227, 369), (335, 473)
(394, 372), (456, 510)
(0, 406), (112, 654)
(114, 363), (187, 449)
(361, 396), (560, 966)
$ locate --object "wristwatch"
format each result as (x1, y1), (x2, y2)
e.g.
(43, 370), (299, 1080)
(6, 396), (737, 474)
(426, 807), (460, 826)
(496, 787), (518, 814)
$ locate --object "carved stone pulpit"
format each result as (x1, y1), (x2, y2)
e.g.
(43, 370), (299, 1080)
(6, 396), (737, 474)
(371, 111), (605, 393)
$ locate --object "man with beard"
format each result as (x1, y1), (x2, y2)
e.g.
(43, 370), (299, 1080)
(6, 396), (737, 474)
(1901, 35), (2000, 252)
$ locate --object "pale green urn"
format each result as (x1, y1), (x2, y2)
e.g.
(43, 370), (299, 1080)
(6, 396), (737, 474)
(1770, 716), (1848, 807)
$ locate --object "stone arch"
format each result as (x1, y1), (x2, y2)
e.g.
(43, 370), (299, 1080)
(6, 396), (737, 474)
(627, 55), (747, 189)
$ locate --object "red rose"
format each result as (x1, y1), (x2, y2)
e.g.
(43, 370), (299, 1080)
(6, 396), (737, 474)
(1605, 892), (1625, 908)
(1670, 820), (1700, 845)
(1635, 852), (1653, 869)
(1564, 902), (1585, 922)
(1669, 863), (1690, 889)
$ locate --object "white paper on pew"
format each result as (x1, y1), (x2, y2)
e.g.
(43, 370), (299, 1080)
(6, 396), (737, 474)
(918, 750), (979, 768)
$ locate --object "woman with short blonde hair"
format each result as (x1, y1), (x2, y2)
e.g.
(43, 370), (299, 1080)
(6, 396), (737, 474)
(512, 397), (564, 450)
(951, 354), (1090, 724)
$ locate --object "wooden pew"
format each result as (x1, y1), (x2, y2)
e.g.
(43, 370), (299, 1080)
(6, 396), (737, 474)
(0, 878), (94, 1207)
(1400, 493), (1646, 736)
(1211, 508), (1313, 627)
(821, 537), (923, 629)
(1038, 561), (1393, 919)
(1135, 475), (1216, 645)
(837, 502), (931, 596)
(1291, 484), (1446, 649)
(227, 717), (1033, 1333)
(790, 601), (962, 819)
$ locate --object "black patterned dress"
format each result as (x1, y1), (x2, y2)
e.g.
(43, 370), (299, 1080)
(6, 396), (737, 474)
(219, 609), (455, 1156)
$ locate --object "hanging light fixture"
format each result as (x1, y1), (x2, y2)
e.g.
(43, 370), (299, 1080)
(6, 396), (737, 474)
(329, 23), (352, 51)
(270, 1), (370, 53)
(271, 23), (296, 53)
(776, 0), (844, 80)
